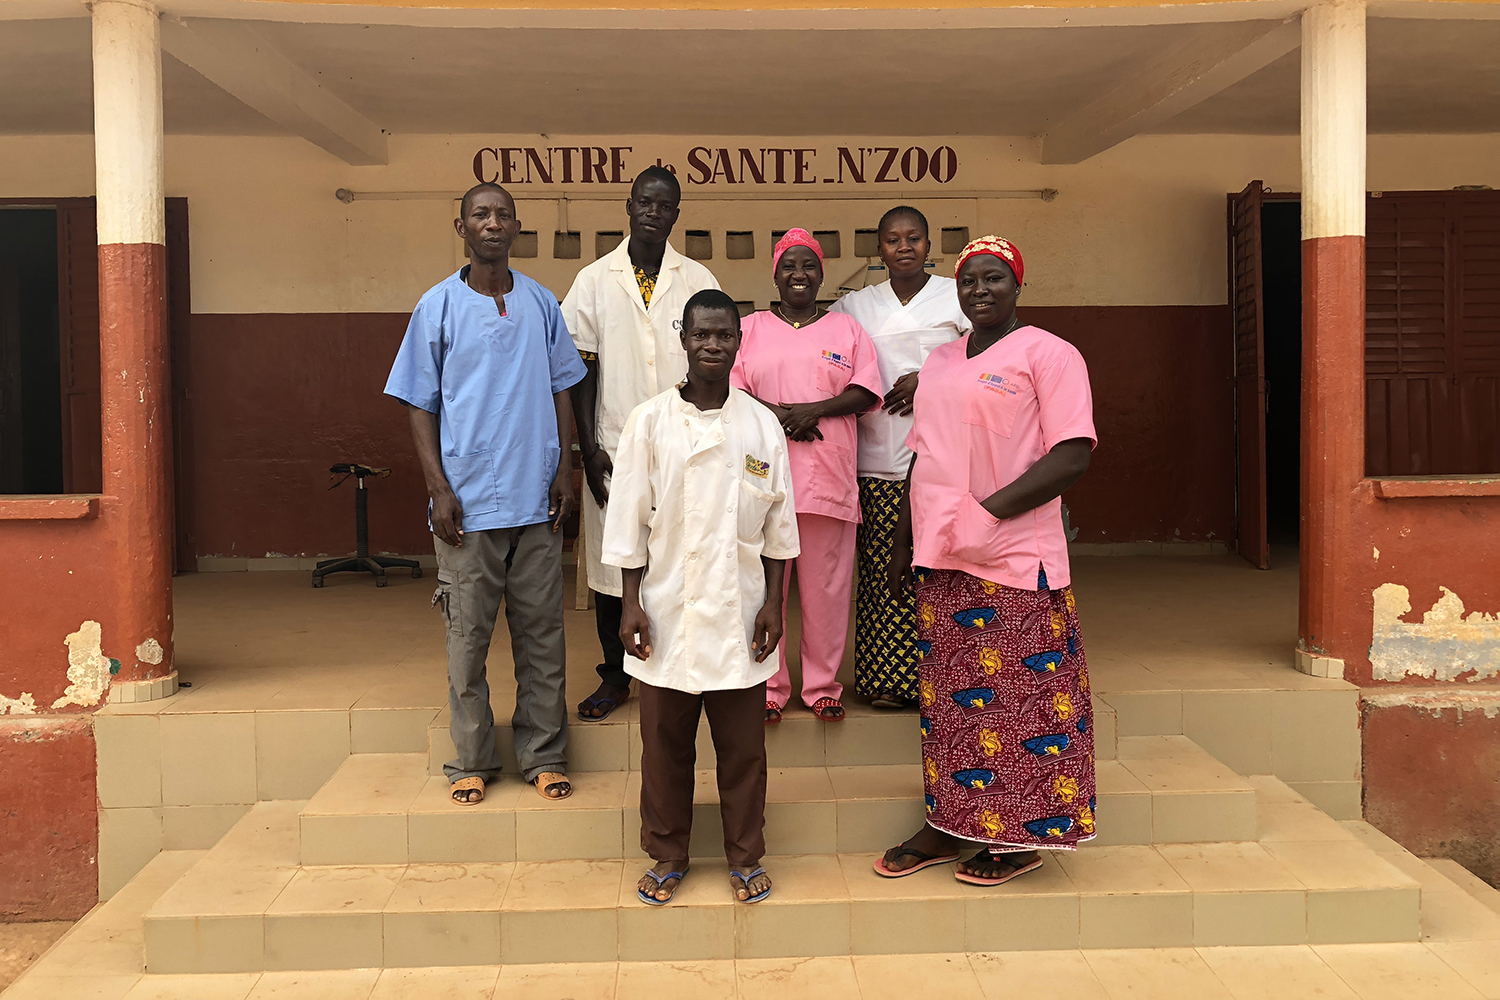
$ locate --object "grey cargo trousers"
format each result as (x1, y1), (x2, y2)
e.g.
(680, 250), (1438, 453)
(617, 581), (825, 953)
(434, 524), (568, 784)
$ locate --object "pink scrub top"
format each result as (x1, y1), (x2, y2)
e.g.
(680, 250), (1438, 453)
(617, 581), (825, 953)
(906, 326), (1096, 590)
(731, 310), (882, 523)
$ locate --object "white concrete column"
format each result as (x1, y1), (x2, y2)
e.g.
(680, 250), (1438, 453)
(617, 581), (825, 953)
(1297, 0), (1366, 676)
(92, 0), (175, 693)
(92, 0), (165, 247)
(1301, 0), (1366, 241)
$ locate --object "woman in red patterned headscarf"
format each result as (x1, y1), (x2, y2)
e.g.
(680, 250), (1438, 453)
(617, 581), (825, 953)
(872, 237), (1100, 886)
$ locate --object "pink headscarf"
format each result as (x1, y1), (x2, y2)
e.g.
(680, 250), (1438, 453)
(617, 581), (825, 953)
(772, 228), (824, 273)
(954, 235), (1024, 286)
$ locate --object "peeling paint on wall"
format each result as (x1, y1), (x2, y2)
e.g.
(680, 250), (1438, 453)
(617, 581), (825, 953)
(1, 692), (38, 715)
(135, 638), (164, 666)
(1371, 584), (1500, 683)
(51, 621), (114, 710)
(1364, 687), (1500, 719)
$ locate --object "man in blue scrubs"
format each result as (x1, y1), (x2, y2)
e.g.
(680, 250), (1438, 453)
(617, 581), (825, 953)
(385, 182), (585, 805)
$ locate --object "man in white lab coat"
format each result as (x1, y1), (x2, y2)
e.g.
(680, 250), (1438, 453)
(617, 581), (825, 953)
(563, 166), (722, 721)
(602, 289), (799, 906)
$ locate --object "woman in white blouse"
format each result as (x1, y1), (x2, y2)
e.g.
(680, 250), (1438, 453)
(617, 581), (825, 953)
(830, 206), (970, 708)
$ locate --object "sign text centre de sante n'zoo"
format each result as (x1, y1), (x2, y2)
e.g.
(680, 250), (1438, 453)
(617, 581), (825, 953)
(473, 143), (962, 187)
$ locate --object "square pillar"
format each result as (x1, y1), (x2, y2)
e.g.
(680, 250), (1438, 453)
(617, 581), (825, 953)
(1298, 0), (1366, 673)
(92, 0), (174, 687)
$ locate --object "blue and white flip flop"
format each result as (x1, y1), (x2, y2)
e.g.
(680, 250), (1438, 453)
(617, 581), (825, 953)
(637, 867), (689, 906)
(731, 867), (771, 904)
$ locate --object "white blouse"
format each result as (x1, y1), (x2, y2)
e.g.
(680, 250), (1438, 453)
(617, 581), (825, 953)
(831, 274), (970, 480)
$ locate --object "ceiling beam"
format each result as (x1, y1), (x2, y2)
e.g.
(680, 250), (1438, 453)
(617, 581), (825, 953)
(1040, 17), (1301, 164)
(160, 16), (387, 165)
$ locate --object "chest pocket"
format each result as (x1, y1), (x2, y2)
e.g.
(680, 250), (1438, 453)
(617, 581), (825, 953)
(813, 349), (853, 398)
(737, 479), (779, 543)
(961, 372), (1025, 439)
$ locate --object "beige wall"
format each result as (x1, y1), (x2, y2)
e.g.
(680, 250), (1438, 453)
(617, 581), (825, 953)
(3, 132), (1499, 312)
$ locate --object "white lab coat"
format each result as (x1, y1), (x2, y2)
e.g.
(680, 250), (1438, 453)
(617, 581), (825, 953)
(561, 237), (721, 596)
(601, 387), (800, 693)
(830, 275), (970, 480)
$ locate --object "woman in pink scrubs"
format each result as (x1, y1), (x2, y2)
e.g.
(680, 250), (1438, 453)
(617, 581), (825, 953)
(873, 236), (1098, 886)
(731, 229), (881, 723)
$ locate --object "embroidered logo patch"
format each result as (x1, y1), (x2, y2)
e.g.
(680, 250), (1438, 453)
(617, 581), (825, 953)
(978, 372), (1020, 396)
(821, 349), (853, 370)
(745, 455), (770, 478)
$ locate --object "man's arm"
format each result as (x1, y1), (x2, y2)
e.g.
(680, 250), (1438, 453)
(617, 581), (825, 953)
(620, 565), (651, 659)
(571, 359), (612, 506)
(407, 404), (464, 547)
(551, 388), (576, 532)
(752, 557), (786, 662)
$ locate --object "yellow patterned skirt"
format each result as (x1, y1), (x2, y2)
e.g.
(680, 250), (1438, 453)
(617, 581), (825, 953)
(854, 477), (920, 703)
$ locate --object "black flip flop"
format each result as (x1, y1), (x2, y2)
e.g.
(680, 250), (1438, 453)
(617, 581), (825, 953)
(578, 689), (627, 721)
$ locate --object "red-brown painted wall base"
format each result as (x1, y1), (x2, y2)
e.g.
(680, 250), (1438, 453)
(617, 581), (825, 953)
(183, 305), (1234, 558)
(184, 313), (431, 558)
(98, 242), (173, 684)
(0, 516), (120, 708)
(1023, 306), (1235, 545)
(1363, 697), (1500, 886)
(0, 717), (98, 920)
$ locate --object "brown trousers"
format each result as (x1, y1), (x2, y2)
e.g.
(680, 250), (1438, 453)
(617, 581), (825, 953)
(638, 680), (768, 868)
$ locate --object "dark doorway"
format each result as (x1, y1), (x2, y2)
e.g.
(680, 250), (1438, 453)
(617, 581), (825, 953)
(1261, 201), (1302, 545)
(0, 208), (64, 494)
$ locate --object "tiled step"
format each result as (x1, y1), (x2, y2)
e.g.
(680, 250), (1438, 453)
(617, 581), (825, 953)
(424, 700), (1121, 774)
(303, 735), (1246, 867)
(142, 793), (1420, 974)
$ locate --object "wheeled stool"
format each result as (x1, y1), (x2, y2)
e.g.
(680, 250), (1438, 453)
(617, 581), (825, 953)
(311, 463), (423, 588)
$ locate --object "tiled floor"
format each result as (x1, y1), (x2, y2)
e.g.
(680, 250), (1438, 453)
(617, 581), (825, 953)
(161, 553), (1318, 715)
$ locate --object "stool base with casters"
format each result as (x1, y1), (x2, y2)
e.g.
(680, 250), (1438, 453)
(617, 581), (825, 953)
(312, 463), (424, 588)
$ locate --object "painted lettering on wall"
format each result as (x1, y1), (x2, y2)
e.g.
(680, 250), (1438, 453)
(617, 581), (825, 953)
(472, 145), (959, 186)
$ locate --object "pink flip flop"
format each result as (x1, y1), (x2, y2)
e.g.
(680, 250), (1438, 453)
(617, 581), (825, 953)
(953, 851), (1044, 886)
(872, 843), (962, 878)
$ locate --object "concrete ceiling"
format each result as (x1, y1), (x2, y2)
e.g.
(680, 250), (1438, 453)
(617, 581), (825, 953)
(0, 18), (283, 135)
(1159, 18), (1500, 133)
(0, 15), (1496, 138)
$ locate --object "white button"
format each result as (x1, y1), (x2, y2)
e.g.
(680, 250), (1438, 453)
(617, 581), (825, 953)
(648, 359), (656, 366)
(726, 505), (733, 512)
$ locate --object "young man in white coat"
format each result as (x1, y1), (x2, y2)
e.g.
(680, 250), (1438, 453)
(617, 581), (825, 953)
(563, 166), (721, 722)
(602, 289), (799, 906)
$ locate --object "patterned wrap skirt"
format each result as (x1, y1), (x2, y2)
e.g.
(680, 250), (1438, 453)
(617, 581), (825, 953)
(914, 567), (1098, 851)
(854, 477), (921, 702)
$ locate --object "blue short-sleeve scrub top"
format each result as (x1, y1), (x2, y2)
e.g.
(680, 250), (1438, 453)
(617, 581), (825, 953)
(385, 266), (587, 533)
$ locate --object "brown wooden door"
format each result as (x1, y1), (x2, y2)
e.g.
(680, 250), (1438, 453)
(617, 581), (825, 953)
(1230, 181), (1269, 569)
(0, 264), (21, 493)
(165, 198), (195, 572)
(56, 201), (102, 494)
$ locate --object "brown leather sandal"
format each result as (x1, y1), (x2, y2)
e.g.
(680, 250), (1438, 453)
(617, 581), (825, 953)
(450, 776), (484, 806)
(533, 771), (572, 800)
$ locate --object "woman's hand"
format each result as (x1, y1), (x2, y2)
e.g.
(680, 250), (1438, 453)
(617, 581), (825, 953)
(882, 372), (919, 416)
(778, 401), (826, 441)
(582, 447), (613, 506)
